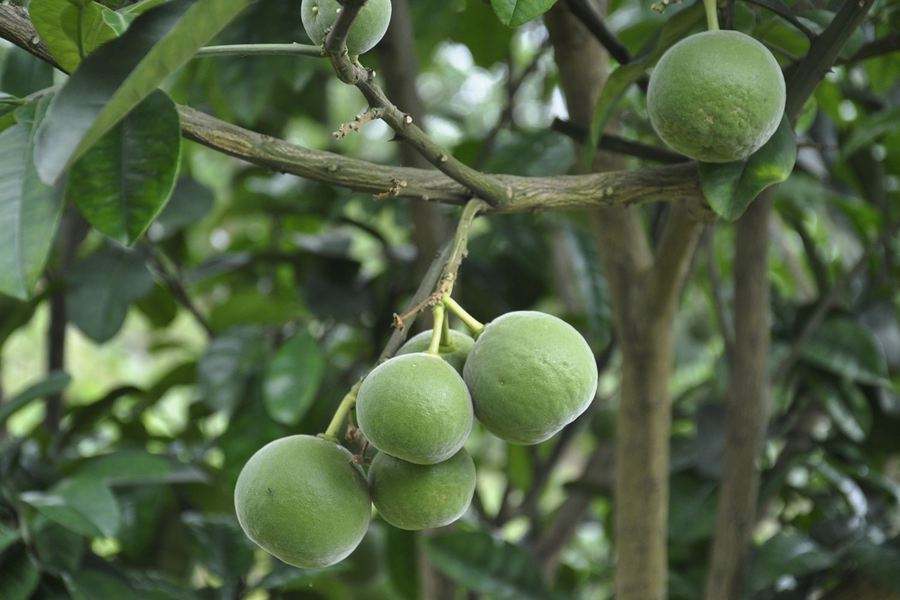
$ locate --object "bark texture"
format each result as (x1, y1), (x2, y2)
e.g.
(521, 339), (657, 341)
(703, 195), (772, 600)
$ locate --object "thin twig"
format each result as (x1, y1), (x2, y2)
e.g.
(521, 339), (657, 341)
(838, 32), (900, 64)
(142, 245), (214, 337)
(194, 43), (324, 58)
(552, 118), (689, 164)
(740, 0), (816, 41)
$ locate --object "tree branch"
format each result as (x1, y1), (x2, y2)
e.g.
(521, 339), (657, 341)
(552, 118), (689, 164)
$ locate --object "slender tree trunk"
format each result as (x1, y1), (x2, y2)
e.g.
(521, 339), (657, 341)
(704, 196), (772, 600)
(543, 3), (703, 596)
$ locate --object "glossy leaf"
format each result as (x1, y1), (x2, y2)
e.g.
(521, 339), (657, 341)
(0, 371), (71, 427)
(698, 116), (797, 221)
(33, 0), (253, 184)
(21, 477), (121, 538)
(65, 244), (155, 342)
(426, 530), (553, 599)
(198, 326), (267, 412)
(583, 2), (703, 167)
(0, 97), (65, 300)
(386, 528), (420, 600)
(801, 317), (890, 387)
(263, 330), (325, 425)
(30, 0), (120, 72)
(69, 90), (182, 245)
(490, 0), (558, 27)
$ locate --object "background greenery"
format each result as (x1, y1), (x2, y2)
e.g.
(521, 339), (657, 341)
(0, 0), (898, 598)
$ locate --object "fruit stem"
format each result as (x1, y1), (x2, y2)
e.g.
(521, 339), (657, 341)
(442, 295), (485, 336)
(427, 303), (446, 355)
(440, 307), (453, 349)
(704, 0), (720, 31)
(322, 383), (360, 442)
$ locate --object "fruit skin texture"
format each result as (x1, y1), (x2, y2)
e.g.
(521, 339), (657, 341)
(300, 0), (392, 56)
(464, 311), (598, 445)
(368, 449), (476, 531)
(356, 353), (473, 465)
(647, 30), (786, 163)
(397, 329), (475, 374)
(234, 435), (371, 568)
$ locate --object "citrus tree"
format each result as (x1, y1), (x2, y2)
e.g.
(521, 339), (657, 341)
(0, 0), (897, 599)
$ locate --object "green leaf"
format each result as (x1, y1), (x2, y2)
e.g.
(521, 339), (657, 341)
(0, 546), (40, 600)
(0, 371), (71, 428)
(263, 330), (325, 425)
(64, 569), (134, 600)
(426, 530), (553, 599)
(841, 106), (900, 157)
(33, 519), (86, 573)
(583, 2), (703, 167)
(490, 0), (558, 27)
(65, 244), (155, 342)
(70, 449), (207, 486)
(30, 0), (120, 72)
(69, 90), (181, 245)
(698, 116), (797, 220)
(0, 97), (65, 300)
(198, 327), (267, 412)
(749, 530), (835, 593)
(21, 477), (121, 538)
(182, 513), (255, 584)
(150, 177), (214, 239)
(385, 528), (420, 600)
(0, 522), (21, 555)
(801, 318), (890, 387)
(33, 0), (253, 184)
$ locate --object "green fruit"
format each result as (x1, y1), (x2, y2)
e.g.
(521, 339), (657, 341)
(234, 435), (371, 568)
(647, 30), (786, 163)
(397, 329), (475, 374)
(300, 0), (392, 55)
(356, 353), (473, 465)
(463, 311), (598, 445)
(368, 449), (475, 530)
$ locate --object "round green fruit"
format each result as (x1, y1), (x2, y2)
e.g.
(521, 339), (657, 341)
(647, 30), (786, 163)
(356, 353), (473, 465)
(300, 0), (392, 56)
(368, 449), (476, 530)
(463, 311), (598, 445)
(234, 435), (371, 568)
(397, 329), (475, 374)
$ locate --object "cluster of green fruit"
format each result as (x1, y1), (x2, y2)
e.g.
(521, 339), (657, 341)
(300, 0), (393, 56)
(234, 309), (597, 568)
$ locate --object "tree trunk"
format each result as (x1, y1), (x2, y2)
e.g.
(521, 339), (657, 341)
(544, 3), (703, 596)
(704, 196), (772, 599)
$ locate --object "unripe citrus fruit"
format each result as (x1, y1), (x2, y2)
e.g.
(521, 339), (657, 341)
(234, 435), (371, 568)
(356, 353), (473, 465)
(368, 449), (476, 530)
(300, 0), (392, 56)
(647, 30), (786, 163)
(463, 311), (598, 445)
(397, 329), (475, 374)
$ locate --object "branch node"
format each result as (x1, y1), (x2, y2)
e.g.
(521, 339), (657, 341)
(333, 107), (385, 139)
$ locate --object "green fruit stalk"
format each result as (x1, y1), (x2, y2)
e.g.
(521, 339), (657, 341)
(356, 352), (473, 465)
(368, 449), (476, 530)
(234, 435), (371, 568)
(464, 311), (598, 445)
(301, 0), (392, 55)
(397, 329), (475, 374)
(647, 30), (786, 163)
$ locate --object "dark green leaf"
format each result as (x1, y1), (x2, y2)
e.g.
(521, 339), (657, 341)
(33, 519), (85, 573)
(0, 97), (65, 299)
(198, 326), (267, 411)
(182, 513), (255, 584)
(749, 530), (835, 593)
(583, 3), (703, 167)
(426, 530), (553, 599)
(66, 244), (155, 342)
(69, 90), (181, 244)
(0, 521), (21, 554)
(801, 318), (890, 387)
(64, 569), (134, 600)
(21, 477), (121, 538)
(263, 330), (325, 425)
(70, 449), (207, 486)
(698, 116), (797, 221)
(150, 177), (214, 239)
(33, 0), (253, 184)
(385, 528), (420, 600)
(0, 546), (40, 600)
(0, 48), (54, 98)
(0, 371), (71, 427)
(490, 0), (558, 27)
(30, 0), (120, 72)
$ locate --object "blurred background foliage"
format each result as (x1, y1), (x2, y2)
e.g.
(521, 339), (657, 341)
(0, 0), (898, 598)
